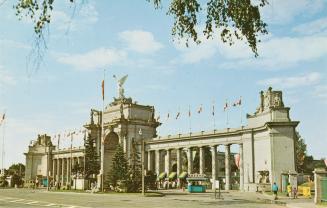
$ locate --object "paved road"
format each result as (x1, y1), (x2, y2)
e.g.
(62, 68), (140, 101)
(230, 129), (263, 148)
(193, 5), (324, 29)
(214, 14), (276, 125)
(0, 188), (287, 208)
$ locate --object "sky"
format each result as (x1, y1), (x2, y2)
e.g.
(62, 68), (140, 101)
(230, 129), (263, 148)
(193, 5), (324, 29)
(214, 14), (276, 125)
(0, 0), (326, 168)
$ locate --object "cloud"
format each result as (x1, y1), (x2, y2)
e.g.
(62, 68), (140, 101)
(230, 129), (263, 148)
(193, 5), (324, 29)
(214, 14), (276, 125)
(314, 85), (327, 103)
(119, 30), (163, 53)
(0, 66), (16, 86)
(56, 48), (127, 70)
(261, 0), (325, 24)
(292, 17), (327, 35)
(257, 72), (321, 89)
(51, 1), (98, 32)
(0, 39), (31, 50)
(218, 35), (327, 70)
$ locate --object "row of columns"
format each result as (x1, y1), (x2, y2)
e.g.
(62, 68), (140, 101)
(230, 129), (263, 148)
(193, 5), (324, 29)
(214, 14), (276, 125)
(146, 143), (244, 191)
(52, 156), (84, 186)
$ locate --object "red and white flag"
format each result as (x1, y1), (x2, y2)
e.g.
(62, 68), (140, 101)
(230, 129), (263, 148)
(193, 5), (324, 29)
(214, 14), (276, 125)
(101, 80), (105, 100)
(233, 97), (242, 107)
(223, 102), (229, 111)
(175, 112), (180, 120)
(0, 113), (5, 126)
(197, 104), (203, 114)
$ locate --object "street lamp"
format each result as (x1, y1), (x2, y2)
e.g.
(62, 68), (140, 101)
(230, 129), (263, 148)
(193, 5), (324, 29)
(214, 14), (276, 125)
(138, 128), (145, 196)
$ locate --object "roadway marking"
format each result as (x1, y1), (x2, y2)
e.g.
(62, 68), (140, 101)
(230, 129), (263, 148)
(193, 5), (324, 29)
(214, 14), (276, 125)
(0, 196), (91, 208)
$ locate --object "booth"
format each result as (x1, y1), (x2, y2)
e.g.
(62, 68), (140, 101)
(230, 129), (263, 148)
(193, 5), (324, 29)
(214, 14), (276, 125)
(186, 174), (209, 193)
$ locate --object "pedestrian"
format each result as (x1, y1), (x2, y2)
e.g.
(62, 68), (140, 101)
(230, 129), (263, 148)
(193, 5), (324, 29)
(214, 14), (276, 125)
(292, 186), (297, 199)
(272, 182), (278, 200)
(287, 183), (292, 198)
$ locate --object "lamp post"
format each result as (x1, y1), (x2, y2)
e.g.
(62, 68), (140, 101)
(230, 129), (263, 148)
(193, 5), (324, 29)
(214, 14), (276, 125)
(138, 128), (145, 196)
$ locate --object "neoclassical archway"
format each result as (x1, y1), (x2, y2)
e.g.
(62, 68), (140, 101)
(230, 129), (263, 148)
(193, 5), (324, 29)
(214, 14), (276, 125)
(102, 131), (119, 182)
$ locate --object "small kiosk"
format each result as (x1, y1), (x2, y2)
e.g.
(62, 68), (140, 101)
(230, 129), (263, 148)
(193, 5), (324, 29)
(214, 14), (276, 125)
(186, 174), (209, 193)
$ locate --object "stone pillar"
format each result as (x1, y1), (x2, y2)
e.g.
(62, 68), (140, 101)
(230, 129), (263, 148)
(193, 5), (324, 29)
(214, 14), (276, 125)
(165, 149), (171, 176)
(52, 159), (56, 179)
(77, 157), (81, 166)
(225, 144), (231, 190)
(57, 159), (60, 182)
(211, 145), (217, 190)
(239, 143), (244, 191)
(187, 147), (193, 174)
(155, 150), (160, 177)
(176, 148), (182, 177)
(66, 158), (70, 186)
(147, 151), (152, 171)
(61, 158), (65, 185)
(199, 146), (205, 174)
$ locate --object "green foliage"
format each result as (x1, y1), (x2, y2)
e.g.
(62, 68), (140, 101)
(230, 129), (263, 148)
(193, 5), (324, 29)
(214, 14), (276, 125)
(127, 140), (142, 192)
(72, 162), (82, 176)
(11, 173), (23, 187)
(0, 174), (8, 187)
(145, 170), (157, 190)
(107, 144), (129, 188)
(296, 132), (308, 173)
(7, 163), (25, 177)
(84, 133), (100, 179)
(15, 0), (268, 56)
(150, 0), (268, 56)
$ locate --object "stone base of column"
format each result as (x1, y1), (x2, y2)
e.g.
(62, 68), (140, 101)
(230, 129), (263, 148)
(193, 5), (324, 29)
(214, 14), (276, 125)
(97, 173), (103, 190)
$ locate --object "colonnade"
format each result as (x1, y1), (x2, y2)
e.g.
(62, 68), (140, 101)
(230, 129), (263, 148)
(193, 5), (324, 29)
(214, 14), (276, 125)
(52, 156), (84, 186)
(146, 143), (244, 190)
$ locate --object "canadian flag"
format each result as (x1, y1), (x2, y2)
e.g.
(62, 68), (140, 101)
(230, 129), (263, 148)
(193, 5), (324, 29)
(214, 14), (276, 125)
(233, 97), (242, 107)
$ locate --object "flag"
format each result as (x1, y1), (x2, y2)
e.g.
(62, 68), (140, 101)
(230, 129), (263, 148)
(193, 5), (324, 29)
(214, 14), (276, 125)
(224, 102), (229, 111)
(166, 112), (170, 121)
(0, 113), (5, 126)
(233, 97), (242, 107)
(176, 112), (180, 119)
(101, 80), (105, 100)
(212, 102), (215, 116)
(188, 106), (191, 117)
(197, 104), (203, 114)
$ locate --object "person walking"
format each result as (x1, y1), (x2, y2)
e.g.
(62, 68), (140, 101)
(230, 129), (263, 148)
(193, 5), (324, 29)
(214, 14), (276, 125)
(287, 183), (292, 198)
(272, 182), (279, 200)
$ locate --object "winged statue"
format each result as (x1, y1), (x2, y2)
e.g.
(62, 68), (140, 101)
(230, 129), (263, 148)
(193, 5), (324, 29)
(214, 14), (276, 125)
(113, 74), (128, 99)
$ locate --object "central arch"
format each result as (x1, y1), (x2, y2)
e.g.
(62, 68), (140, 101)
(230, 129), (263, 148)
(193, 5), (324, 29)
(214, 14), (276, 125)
(103, 131), (119, 183)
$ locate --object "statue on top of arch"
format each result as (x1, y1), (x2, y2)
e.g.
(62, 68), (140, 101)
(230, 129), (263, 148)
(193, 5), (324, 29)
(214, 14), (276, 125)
(255, 87), (285, 114)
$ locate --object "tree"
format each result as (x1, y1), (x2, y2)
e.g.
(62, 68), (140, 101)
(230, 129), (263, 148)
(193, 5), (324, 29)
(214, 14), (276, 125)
(84, 133), (100, 180)
(7, 163), (25, 177)
(127, 140), (142, 192)
(14, 0), (267, 57)
(295, 132), (307, 173)
(106, 144), (129, 189)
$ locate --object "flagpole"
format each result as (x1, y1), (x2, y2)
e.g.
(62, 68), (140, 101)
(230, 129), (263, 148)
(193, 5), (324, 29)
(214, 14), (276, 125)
(1, 115), (5, 175)
(188, 105), (191, 134)
(213, 101), (216, 130)
(101, 68), (106, 192)
(240, 97), (243, 127)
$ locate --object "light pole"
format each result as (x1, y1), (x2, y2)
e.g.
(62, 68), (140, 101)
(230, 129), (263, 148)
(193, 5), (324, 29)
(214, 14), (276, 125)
(138, 128), (145, 196)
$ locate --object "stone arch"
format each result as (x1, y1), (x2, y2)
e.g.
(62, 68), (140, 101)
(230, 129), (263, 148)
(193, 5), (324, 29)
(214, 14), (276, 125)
(103, 131), (119, 183)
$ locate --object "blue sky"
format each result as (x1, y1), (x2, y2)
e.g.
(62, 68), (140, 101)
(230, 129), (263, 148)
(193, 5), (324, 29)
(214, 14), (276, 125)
(0, 0), (326, 167)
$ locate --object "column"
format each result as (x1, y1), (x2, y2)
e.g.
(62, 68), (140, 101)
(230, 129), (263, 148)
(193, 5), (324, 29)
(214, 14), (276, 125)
(155, 150), (160, 177)
(187, 147), (193, 174)
(176, 148), (182, 177)
(52, 159), (56, 179)
(147, 151), (152, 171)
(57, 159), (60, 182)
(239, 143), (244, 191)
(165, 149), (171, 176)
(144, 151), (148, 173)
(66, 158), (70, 186)
(211, 145), (217, 190)
(199, 146), (205, 174)
(225, 144), (231, 190)
(61, 158), (65, 185)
